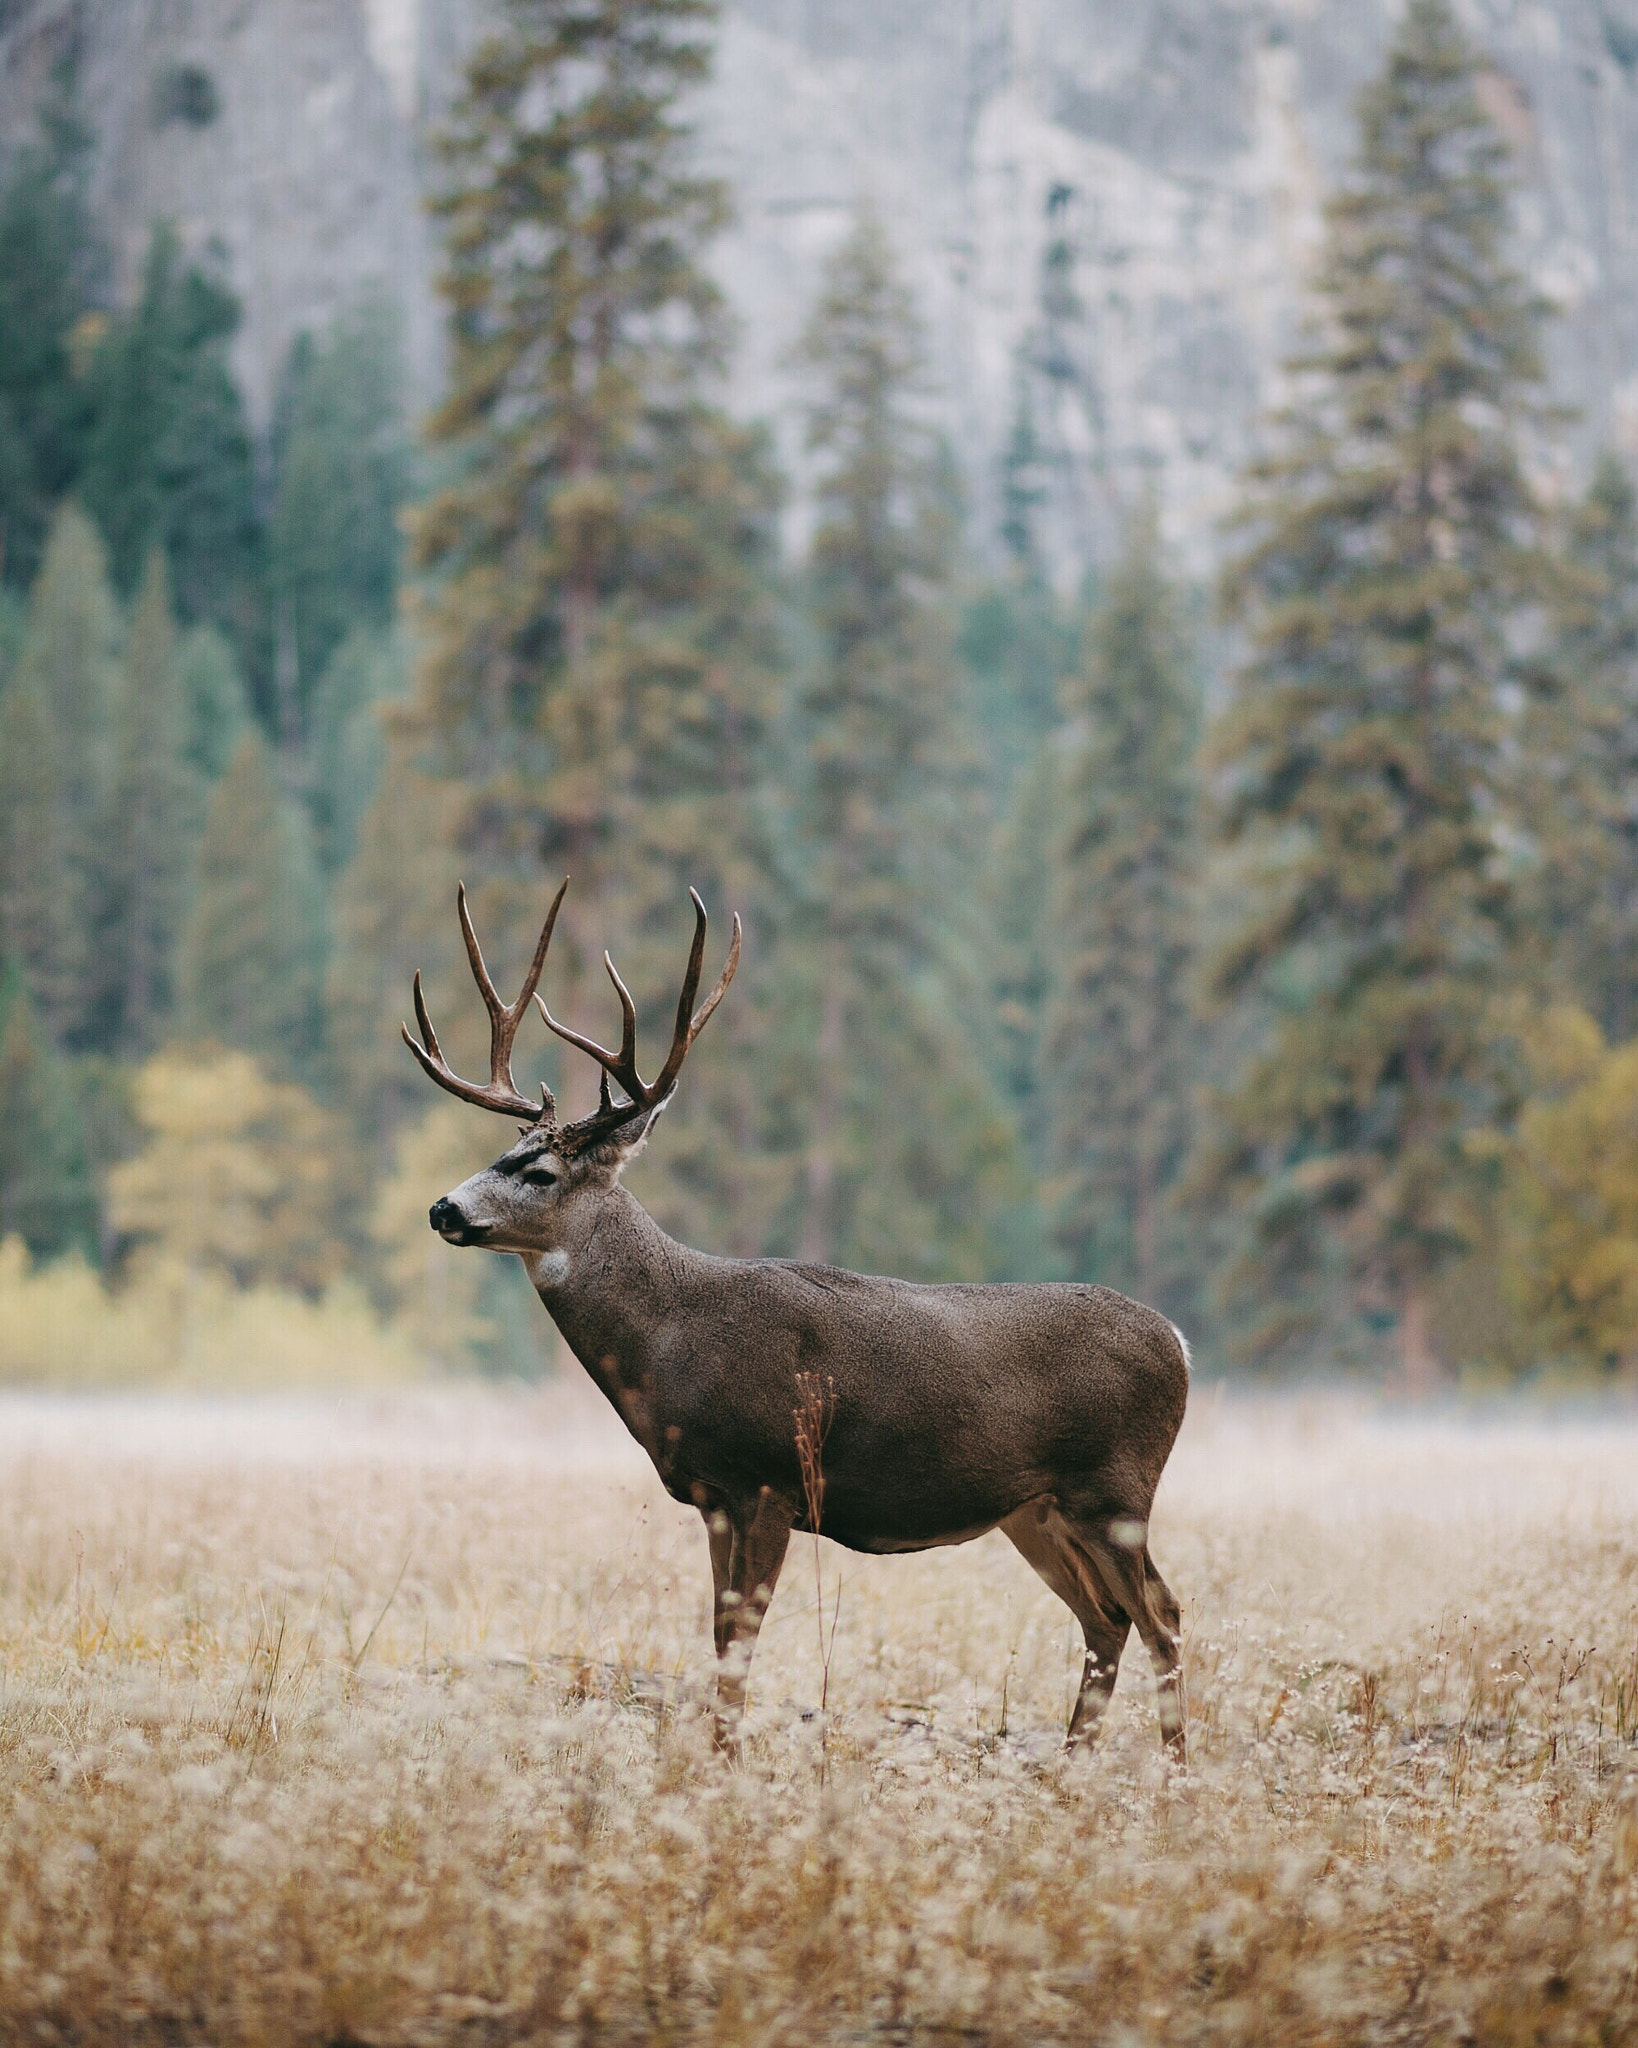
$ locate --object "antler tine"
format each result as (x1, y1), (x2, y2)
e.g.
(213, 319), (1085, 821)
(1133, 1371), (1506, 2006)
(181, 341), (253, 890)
(541, 945), (645, 1098)
(456, 883), (505, 1026)
(539, 889), (742, 1150)
(602, 951), (642, 1087)
(459, 876), (568, 1037)
(673, 889), (711, 1042)
(476, 876), (566, 1097)
(650, 895), (741, 1101)
(537, 997), (625, 1078)
(688, 910), (742, 1043)
(645, 895), (708, 1102)
(412, 970), (443, 1064)
(517, 876), (568, 1015)
(400, 1010), (543, 1120)
(400, 879), (568, 1124)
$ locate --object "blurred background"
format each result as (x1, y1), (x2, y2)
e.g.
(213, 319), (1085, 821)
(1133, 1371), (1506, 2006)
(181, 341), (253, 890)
(2, 0), (1637, 1389)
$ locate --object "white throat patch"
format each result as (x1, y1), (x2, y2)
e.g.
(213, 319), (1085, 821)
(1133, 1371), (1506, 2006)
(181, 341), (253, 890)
(527, 1249), (571, 1289)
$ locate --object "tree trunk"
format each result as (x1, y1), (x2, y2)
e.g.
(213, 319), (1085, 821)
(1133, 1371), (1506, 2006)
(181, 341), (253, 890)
(274, 599), (301, 757)
(1396, 1280), (1441, 1398)
(798, 969), (844, 1266)
(1133, 1133), (1157, 1310)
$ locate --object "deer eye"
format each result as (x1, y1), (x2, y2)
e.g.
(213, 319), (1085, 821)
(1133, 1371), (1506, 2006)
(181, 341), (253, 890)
(519, 1161), (559, 1187)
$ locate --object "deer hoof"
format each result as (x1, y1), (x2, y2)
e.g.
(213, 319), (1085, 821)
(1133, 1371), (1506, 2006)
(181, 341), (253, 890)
(712, 1713), (746, 1755)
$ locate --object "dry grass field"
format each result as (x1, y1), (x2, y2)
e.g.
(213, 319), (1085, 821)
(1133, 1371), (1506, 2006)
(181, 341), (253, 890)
(1, 1379), (1636, 2046)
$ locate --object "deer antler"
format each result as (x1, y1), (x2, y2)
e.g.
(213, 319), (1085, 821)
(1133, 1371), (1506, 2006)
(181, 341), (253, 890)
(401, 878), (568, 1123)
(543, 888), (742, 1154)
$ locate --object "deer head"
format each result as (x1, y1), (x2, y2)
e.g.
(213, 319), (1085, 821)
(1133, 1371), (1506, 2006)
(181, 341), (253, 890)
(404, 879), (740, 1263)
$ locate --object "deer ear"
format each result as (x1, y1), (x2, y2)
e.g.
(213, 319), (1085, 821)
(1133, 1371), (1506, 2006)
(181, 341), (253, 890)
(620, 1094), (672, 1154)
(583, 1092), (672, 1171)
(629, 1094), (672, 1146)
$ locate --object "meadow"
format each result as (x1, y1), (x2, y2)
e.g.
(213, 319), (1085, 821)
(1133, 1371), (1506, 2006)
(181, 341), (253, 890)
(0, 1380), (1635, 2046)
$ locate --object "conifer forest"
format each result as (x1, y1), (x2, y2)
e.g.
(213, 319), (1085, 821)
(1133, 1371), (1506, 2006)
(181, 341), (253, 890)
(4, 0), (1638, 1398)
(7, 9), (1638, 2046)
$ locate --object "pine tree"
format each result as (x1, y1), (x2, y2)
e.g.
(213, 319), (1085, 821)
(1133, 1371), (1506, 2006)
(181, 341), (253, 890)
(176, 623), (251, 782)
(78, 225), (260, 642)
(789, 212), (1017, 1276)
(0, 676), (80, 1035)
(92, 550), (203, 1051)
(327, 733), (462, 1151)
(178, 731), (325, 1074)
(14, 500), (119, 839)
(793, 213), (964, 973)
(0, 589), (24, 688)
(968, 330), (1078, 1185)
(0, 82), (104, 589)
(1529, 453), (1638, 1041)
(988, 741), (1061, 1165)
(961, 352), (1075, 775)
(11, 501), (119, 1035)
(0, 967), (95, 1259)
(407, 0), (784, 1244)
(308, 626), (405, 874)
(959, 572), (1075, 791)
(1202, 0), (1553, 1387)
(1048, 500), (1200, 1313)
(267, 299), (408, 745)
(1006, 181), (1108, 572)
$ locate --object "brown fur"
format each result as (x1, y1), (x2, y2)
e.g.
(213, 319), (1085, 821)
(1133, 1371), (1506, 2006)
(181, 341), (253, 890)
(432, 1136), (1189, 1757)
(412, 886), (1188, 1755)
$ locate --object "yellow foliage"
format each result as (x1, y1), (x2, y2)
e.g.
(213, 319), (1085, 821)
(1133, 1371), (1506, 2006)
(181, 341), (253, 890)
(0, 1237), (428, 1388)
(0, 1044), (446, 1387)
(106, 1044), (342, 1293)
(0, 1238), (161, 1383)
(1494, 1007), (1638, 1372)
(372, 1102), (499, 1367)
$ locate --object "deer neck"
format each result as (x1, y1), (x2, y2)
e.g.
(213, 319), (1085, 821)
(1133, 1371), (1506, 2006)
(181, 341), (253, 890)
(524, 1186), (700, 1438)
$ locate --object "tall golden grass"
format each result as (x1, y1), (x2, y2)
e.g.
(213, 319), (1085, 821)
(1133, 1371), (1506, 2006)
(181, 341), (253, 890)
(0, 1383), (1634, 2044)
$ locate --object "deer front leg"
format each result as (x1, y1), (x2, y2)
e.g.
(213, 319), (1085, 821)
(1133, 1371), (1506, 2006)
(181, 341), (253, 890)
(709, 1486), (792, 1747)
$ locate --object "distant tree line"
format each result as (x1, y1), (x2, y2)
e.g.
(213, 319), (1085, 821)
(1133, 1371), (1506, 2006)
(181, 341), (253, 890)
(3, 0), (1638, 1385)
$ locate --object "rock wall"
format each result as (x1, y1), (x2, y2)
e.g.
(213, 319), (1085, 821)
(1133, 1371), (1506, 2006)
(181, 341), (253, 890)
(0, 0), (444, 427)
(704, 0), (1638, 573)
(6, 0), (1638, 572)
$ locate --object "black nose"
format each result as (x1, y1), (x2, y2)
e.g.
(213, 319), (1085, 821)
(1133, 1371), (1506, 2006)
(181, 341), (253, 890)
(429, 1196), (462, 1237)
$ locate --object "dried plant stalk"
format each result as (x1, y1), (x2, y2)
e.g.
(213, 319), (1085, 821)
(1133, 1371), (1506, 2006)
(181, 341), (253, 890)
(793, 1369), (839, 1716)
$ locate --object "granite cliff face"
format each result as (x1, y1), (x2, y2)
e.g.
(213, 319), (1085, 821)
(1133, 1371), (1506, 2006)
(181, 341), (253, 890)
(5, 0), (1638, 570)
(0, 0), (443, 429)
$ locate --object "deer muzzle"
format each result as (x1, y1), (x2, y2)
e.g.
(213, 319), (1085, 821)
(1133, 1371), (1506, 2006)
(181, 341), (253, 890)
(429, 1194), (492, 1247)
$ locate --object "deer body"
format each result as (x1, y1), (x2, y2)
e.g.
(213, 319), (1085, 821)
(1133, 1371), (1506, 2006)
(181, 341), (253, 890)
(523, 1187), (1184, 1550)
(411, 883), (1188, 1756)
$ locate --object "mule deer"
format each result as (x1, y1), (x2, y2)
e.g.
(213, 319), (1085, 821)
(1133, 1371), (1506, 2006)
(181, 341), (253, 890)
(406, 882), (1189, 1756)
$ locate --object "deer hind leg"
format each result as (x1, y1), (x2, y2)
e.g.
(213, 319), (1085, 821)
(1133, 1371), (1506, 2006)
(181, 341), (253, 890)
(1002, 1502), (1132, 1749)
(1066, 1514), (1187, 1765)
(1139, 1549), (1187, 1764)
(702, 1503), (737, 1659)
(709, 1486), (793, 1746)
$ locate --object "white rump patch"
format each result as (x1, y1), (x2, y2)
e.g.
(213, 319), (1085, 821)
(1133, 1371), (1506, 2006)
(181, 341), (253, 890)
(1170, 1322), (1193, 1375)
(527, 1249), (571, 1288)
